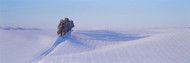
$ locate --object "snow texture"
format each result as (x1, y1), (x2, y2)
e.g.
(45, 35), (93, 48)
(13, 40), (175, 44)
(0, 28), (190, 63)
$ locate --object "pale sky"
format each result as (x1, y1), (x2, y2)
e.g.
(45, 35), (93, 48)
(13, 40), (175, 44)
(0, 0), (190, 29)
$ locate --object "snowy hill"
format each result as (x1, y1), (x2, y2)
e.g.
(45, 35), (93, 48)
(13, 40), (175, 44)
(0, 28), (190, 63)
(35, 30), (146, 60)
(35, 28), (190, 63)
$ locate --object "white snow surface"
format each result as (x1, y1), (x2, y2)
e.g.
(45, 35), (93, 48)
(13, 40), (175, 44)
(0, 28), (190, 63)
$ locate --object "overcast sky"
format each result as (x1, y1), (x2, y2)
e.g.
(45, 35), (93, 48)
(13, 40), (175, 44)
(0, 0), (190, 29)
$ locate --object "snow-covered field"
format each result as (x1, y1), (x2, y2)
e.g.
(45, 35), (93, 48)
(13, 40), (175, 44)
(0, 28), (190, 63)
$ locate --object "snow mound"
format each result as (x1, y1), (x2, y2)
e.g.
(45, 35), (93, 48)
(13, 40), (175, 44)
(1, 28), (190, 63)
(34, 28), (190, 63)
(35, 30), (146, 60)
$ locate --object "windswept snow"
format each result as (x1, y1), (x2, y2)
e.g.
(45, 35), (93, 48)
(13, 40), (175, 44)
(0, 29), (56, 63)
(0, 28), (190, 63)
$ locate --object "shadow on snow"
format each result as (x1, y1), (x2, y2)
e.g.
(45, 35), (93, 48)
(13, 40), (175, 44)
(35, 30), (147, 60)
(78, 30), (146, 41)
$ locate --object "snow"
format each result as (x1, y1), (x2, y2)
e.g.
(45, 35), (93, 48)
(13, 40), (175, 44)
(0, 28), (190, 63)
(0, 29), (57, 63)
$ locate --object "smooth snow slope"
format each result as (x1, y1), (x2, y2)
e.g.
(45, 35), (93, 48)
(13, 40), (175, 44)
(34, 28), (190, 63)
(1, 28), (189, 63)
(0, 29), (57, 63)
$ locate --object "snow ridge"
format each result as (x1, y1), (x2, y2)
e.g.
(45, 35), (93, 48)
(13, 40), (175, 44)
(34, 29), (147, 63)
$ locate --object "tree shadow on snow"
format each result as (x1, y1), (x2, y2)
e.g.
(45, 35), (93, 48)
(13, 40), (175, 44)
(78, 30), (146, 41)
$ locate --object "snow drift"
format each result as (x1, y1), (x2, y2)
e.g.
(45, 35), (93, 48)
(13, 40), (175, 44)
(34, 28), (190, 63)
(35, 30), (146, 60)
(0, 28), (190, 63)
